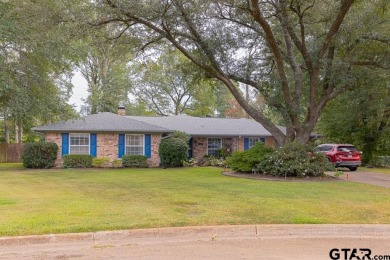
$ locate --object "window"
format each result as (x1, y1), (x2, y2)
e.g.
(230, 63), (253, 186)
(69, 133), (90, 154)
(126, 134), (144, 155)
(208, 138), (222, 156)
(248, 137), (265, 149)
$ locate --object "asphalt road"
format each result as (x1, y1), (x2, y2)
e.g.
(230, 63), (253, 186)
(1, 225), (390, 260)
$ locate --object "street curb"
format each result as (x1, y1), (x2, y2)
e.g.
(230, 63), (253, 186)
(1, 224), (390, 247)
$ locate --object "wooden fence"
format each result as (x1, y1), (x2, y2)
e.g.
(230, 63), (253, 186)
(0, 144), (24, 163)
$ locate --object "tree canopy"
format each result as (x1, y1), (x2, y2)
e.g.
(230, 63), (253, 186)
(93, 0), (389, 145)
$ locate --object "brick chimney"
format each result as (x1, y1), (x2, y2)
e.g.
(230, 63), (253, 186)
(117, 103), (126, 116)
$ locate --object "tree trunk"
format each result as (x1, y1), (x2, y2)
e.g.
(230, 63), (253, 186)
(14, 120), (19, 143)
(18, 125), (23, 143)
(4, 107), (10, 144)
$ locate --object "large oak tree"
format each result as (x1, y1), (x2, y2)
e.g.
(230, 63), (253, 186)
(93, 0), (389, 145)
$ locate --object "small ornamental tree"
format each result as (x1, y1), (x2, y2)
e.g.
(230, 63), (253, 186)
(226, 142), (273, 172)
(22, 142), (58, 169)
(159, 137), (188, 168)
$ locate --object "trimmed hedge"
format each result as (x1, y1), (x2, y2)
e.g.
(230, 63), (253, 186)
(159, 137), (188, 167)
(226, 142), (273, 172)
(22, 142), (58, 169)
(63, 154), (93, 168)
(92, 157), (110, 168)
(122, 155), (148, 168)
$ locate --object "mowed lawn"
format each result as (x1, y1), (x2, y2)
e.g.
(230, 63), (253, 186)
(0, 164), (389, 236)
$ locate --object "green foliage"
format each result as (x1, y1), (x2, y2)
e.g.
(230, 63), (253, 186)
(256, 143), (334, 177)
(122, 155), (148, 168)
(63, 154), (93, 168)
(182, 158), (198, 167)
(171, 131), (190, 142)
(159, 137), (188, 167)
(373, 156), (390, 168)
(226, 142), (273, 172)
(111, 159), (123, 168)
(92, 157), (110, 168)
(317, 70), (390, 164)
(94, 0), (390, 144)
(201, 156), (226, 167)
(22, 142), (58, 169)
(130, 49), (230, 116)
(215, 148), (230, 159)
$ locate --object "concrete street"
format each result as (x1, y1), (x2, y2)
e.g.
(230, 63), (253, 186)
(1, 225), (390, 260)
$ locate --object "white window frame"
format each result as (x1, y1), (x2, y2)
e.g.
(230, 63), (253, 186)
(69, 133), (90, 155)
(207, 138), (222, 156)
(125, 134), (145, 156)
(248, 137), (265, 149)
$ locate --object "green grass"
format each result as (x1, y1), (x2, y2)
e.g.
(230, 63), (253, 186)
(0, 164), (389, 236)
(360, 167), (390, 174)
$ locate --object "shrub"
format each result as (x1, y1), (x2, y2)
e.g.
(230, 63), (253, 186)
(159, 137), (188, 167)
(63, 154), (93, 168)
(171, 131), (190, 142)
(92, 157), (110, 168)
(22, 142), (58, 169)
(122, 155), (148, 168)
(226, 142), (273, 172)
(256, 142), (334, 177)
(216, 148), (230, 159)
(111, 159), (123, 168)
(203, 156), (226, 167)
(182, 158), (198, 167)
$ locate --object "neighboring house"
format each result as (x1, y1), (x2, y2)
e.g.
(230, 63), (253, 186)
(33, 107), (285, 167)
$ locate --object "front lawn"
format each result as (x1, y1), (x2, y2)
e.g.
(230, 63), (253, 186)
(0, 165), (389, 236)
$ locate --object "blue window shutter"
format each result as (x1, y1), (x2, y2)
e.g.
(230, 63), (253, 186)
(260, 137), (265, 143)
(145, 134), (151, 158)
(90, 133), (97, 157)
(118, 134), (125, 158)
(188, 138), (193, 159)
(244, 138), (249, 151)
(62, 133), (69, 157)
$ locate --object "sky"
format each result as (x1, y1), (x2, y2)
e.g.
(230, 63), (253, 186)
(69, 71), (88, 111)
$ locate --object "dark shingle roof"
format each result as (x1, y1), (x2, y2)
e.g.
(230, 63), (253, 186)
(126, 115), (286, 137)
(32, 112), (170, 133)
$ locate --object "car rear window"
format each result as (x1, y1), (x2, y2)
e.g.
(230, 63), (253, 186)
(337, 146), (356, 152)
(315, 145), (333, 152)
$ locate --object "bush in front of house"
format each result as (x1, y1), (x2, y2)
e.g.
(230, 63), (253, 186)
(256, 142), (334, 177)
(171, 131), (190, 142)
(159, 137), (188, 167)
(63, 154), (93, 168)
(122, 155), (148, 168)
(22, 142), (58, 169)
(92, 157), (110, 168)
(226, 142), (274, 172)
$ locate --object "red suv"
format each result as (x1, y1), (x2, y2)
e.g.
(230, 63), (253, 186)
(315, 144), (361, 171)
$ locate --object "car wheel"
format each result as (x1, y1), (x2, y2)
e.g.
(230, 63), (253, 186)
(348, 166), (357, 171)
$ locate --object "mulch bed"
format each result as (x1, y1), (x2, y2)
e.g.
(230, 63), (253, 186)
(222, 171), (342, 182)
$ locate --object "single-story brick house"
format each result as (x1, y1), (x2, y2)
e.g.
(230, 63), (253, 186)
(33, 107), (286, 167)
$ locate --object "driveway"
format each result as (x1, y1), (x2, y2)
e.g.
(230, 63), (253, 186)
(1, 225), (390, 260)
(328, 169), (390, 188)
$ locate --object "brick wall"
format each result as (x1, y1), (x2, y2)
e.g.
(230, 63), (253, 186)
(45, 132), (63, 167)
(45, 132), (162, 168)
(192, 137), (208, 160)
(97, 133), (118, 161)
(149, 134), (161, 167)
